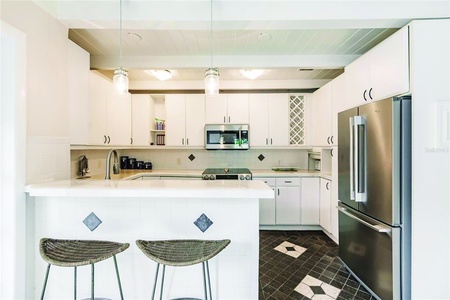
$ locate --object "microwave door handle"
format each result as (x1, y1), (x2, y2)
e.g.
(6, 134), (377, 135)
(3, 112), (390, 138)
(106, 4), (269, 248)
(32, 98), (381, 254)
(349, 117), (355, 200)
(354, 116), (366, 202)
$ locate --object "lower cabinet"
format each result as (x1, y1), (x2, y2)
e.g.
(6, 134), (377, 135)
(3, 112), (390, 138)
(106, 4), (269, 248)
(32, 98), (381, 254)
(256, 177), (320, 226)
(276, 178), (301, 225)
(320, 179), (332, 233)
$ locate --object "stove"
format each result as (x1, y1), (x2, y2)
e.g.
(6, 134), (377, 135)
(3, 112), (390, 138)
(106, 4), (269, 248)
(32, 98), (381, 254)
(202, 168), (252, 181)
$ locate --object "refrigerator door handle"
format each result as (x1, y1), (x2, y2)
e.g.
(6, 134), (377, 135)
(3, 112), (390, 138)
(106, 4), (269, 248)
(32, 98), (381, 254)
(354, 116), (366, 202)
(349, 117), (355, 200)
(337, 206), (391, 233)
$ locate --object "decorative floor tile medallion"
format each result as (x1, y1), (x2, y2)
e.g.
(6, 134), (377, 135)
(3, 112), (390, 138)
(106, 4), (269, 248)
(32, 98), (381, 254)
(295, 275), (342, 299)
(274, 241), (307, 258)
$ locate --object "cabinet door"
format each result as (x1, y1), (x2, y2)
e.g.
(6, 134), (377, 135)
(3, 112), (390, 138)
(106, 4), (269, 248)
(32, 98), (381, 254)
(369, 26), (409, 101)
(205, 94), (227, 124)
(165, 95), (186, 146)
(320, 179), (332, 233)
(255, 178), (276, 225)
(185, 94), (205, 146)
(131, 94), (151, 146)
(301, 178), (320, 224)
(312, 82), (332, 146)
(107, 88), (131, 146)
(89, 71), (107, 145)
(344, 54), (370, 109)
(268, 94), (289, 146)
(331, 74), (346, 144)
(276, 186), (301, 225)
(227, 94), (249, 124)
(68, 40), (90, 145)
(249, 94), (269, 146)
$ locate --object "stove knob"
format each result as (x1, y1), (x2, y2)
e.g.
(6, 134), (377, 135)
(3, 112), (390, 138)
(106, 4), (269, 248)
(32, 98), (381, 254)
(240, 175), (244, 180)
(209, 175), (215, 180)
(245, 175), (251, 180)
(203, 175), (209, 180)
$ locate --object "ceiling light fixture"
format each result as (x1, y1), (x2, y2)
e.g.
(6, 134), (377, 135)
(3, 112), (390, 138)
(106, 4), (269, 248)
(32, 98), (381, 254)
(204, 0), (219, 95)
(240, 69), (264, 80)
(113, 0), (129, 95)
(147, 70), (173, 81)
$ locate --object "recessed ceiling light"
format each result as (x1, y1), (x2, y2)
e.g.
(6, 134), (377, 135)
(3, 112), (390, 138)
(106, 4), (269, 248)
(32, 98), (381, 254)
(127, 32), (142, 42)
(240, 69), (264, 80)
(257, 33), (272, 42)
(146, 70), (173, 81)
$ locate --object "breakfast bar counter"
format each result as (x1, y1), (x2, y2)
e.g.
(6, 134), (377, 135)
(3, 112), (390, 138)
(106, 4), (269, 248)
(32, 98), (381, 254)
(26, 179), (273, 300)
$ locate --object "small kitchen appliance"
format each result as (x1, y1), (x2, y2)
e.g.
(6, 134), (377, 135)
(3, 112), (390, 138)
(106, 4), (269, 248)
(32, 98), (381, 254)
(202, 168), (252, 180)
(204, 124), (249, 150)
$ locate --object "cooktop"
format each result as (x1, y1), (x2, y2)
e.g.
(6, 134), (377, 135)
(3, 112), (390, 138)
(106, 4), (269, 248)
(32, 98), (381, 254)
(202, 168), (252, 180)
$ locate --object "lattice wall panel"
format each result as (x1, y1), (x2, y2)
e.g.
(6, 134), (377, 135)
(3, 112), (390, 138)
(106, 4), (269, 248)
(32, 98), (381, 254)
(290, 95), (306, 145)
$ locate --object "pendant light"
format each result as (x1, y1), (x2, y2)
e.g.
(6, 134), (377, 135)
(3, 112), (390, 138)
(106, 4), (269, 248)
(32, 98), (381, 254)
(113, 0), (129, 95)
(204, 0), (219, 95)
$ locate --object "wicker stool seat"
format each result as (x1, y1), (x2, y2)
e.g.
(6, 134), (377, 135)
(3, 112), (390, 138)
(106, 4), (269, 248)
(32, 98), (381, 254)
(39, 238), (129, 300)
(136, 239), (230, 300)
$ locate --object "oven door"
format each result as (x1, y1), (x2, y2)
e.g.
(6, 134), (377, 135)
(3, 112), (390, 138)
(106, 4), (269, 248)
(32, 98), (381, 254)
(205, 124), (249, 150)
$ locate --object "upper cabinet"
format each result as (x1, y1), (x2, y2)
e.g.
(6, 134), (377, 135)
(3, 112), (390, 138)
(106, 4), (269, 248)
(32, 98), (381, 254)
(205, 94), (249, 124)
(89, 71), (131, 146)
(345, 26), (409, 109)
(311, 82), (332, 146)
(331, 73), (346, 143)
(68, 41), (90, 145)
(249, 94), (289, 146)
(131, 94), (153, 146)
(165, 94), (205, 146)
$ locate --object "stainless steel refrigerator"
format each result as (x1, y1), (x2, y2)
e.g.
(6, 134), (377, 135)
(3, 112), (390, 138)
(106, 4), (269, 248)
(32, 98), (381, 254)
(337, 96), (411, 300)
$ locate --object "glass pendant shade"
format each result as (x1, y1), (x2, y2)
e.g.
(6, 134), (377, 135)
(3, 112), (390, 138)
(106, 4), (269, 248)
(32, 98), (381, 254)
(113, 68), (129, 95)
(204, 68), (219, 95)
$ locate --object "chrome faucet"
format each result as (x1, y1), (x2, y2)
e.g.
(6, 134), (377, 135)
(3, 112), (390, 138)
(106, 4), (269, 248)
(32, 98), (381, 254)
(105, 149), (120, 180)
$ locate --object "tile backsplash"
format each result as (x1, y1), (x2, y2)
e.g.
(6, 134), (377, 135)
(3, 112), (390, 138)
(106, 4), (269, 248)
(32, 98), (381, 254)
(70, 148), (308, 178)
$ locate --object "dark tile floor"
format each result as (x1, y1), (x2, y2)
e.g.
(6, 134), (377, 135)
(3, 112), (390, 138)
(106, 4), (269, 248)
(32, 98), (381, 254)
(259, 230), (375, 300)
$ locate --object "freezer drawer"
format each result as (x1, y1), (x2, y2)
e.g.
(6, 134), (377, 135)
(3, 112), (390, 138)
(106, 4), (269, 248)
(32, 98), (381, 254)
(338, 205), (401, 300)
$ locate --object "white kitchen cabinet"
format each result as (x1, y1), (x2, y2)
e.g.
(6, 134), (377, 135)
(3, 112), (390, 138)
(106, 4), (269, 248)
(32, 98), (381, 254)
(249, 94), (289, 146)
(345, 26), (409, 109)
(68, 40), (90, 145)
(331, 73), (346, 142)
(311, 82), (332, 146)
(89, 71), (132, 146)
(256, 178), (276, 225)
(275, 178), (301, 225)
(301, 178), (320, 224)
(165, 94), (205, 146)
(131, 94), (155, 146)
(205, 94), (249, 124)
(320, 178), (332, 233)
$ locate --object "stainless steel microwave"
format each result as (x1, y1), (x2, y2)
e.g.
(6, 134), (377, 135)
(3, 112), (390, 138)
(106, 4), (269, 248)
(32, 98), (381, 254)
(204, 124), (249, 150)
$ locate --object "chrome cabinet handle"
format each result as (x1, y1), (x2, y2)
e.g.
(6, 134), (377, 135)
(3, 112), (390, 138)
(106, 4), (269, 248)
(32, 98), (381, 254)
(331, 136), (334, 144)
(277, 189), (280, 196)
(369, 88), (373, 100)
(266, 138), (268, 145)
(182, 138), (184, 145)
(103, 135), (107, 144)
(228, 116), (230, 123)
(107, 136), (111, 144)
(271, 138), (273, 145)
(331, 148), (334, 157)
(130, 138), (133, 145)
(223, 116), (226, 123)
(285, 180), (292, 183)
(363, 90), (368, 101)
(186, 138), (189, 145)
(326, 182), (330, 190)
(327, 136), (331, 144)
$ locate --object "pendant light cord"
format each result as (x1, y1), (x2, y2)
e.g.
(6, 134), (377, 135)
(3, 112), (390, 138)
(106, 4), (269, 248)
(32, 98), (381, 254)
(210, 0), (212, 69)
(120, 0), (123, 69)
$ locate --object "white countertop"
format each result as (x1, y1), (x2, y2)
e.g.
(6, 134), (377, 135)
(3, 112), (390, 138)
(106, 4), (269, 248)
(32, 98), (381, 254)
(25, 178), (274, 198)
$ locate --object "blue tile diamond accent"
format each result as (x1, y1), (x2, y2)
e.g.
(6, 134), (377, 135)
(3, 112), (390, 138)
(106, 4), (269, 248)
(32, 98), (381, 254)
(83, 212), (102, 231)
(194, 213), (213, 232)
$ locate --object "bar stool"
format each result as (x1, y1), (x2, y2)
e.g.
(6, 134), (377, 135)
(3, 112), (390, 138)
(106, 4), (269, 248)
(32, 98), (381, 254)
(39, 238), (129, 300)
(136, 239), (230, 300)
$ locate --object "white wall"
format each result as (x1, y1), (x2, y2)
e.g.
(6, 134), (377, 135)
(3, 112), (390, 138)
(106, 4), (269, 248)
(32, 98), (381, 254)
(1, 0), (71, 183)
(409, 19), (450, 299)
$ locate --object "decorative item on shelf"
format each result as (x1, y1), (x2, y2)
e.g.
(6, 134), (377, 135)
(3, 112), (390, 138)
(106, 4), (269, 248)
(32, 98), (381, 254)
(77, 155), (91, 179)
(204, 0), (219, 95)
(128, 158), (136, 169)
(120, 156), (129, 169)
(154, 117), (165, 130)
(144, 162), (153, 170)
(156, 134), (165, 145)
(113, 0), (129, 95)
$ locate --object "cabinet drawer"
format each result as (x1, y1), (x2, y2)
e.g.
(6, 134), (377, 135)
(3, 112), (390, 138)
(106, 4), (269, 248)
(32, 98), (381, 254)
(254, 178), (276, 186)
(276, 178), (300, 186)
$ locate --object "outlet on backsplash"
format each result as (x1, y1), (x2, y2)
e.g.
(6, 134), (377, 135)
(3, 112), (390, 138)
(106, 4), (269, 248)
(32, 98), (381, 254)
(97, 160), (101, 168)
(176, 158), (181, 165)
